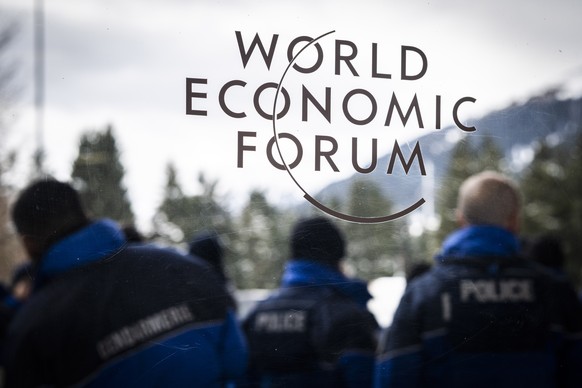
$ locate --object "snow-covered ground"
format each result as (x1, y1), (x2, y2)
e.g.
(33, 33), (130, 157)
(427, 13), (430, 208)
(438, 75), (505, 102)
(367, 276), (407, 328)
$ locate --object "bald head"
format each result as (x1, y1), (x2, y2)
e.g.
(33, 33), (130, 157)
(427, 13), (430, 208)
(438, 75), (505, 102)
(456, 171), (521, 232)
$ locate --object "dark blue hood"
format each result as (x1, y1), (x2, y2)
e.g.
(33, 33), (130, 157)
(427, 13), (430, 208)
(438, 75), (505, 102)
(436, 225), (520, 263)
(281, 259), (372, 308)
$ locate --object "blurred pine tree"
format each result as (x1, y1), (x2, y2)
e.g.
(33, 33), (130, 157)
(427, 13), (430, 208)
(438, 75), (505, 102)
(71, 125), (135, 225)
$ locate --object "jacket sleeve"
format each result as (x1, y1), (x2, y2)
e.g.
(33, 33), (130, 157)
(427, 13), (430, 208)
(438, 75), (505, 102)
(556, 282), (582, 387)
(316, 303), (379, 388)
(375, 288), (423, 388)
(219, 310), (249, 382)
(3, 321), (41, 388)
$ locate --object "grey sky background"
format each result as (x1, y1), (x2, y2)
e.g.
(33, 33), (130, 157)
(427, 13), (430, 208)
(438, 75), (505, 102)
(2, 0), (582, 231)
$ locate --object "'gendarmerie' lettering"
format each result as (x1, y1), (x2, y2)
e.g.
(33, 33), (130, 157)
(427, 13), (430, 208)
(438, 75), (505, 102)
(254, 310), (307, 333)
(96, 304), (195, 360)
(459, 279), (535, 303)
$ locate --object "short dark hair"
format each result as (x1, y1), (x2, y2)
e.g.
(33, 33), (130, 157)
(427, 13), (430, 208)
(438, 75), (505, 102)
(189, 231), (226, 280)
(290, 216), (345, 267)
(12, 179), (88, 249)
(522, 234), (565, 270)
(405, 262), (431, 285)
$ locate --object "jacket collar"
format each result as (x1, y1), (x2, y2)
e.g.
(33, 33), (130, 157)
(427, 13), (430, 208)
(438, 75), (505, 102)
(281, 259), (372, 308)
(36, 219), (126, 289)
(435, 225), (519, 263)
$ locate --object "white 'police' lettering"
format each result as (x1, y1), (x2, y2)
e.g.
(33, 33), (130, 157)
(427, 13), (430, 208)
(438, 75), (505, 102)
(254, 310), (307, 333)
(459, 279), (535, 303)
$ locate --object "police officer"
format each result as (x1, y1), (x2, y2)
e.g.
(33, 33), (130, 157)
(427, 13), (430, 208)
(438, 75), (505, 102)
(4, 179), (248, 387)
(375, 171), (582, 387)
(243, 216), (379, 387)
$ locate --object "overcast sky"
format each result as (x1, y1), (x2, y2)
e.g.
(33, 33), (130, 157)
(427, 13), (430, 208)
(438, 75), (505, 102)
(2, 0), (582, 231)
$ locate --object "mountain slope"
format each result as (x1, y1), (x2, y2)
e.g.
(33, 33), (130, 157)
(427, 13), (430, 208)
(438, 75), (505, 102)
(314, 92), (582, 215)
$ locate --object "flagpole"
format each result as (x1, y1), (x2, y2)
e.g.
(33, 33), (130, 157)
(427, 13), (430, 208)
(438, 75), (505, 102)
(33, 0), (45, 174)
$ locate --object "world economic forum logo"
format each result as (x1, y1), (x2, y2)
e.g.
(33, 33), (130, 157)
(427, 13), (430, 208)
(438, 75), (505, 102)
(186, 30), (477, 223)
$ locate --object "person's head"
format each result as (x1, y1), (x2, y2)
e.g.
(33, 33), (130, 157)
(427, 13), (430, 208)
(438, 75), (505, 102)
(10, 262), (35, 301)
(11, 179), (89, 263)
(522, 234), (565, 270)
(122, 224), (145, 243)
(189, 231), (225, 278)
(456, 171), (521, 233)
(405, 261), (432, 285)
(290, 216), (345, 269)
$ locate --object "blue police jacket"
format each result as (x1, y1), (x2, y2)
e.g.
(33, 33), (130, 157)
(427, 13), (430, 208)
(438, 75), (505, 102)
(242, 259), (379, 388)
(4, 220), (248, 387)
(375, 225), (582, 388)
